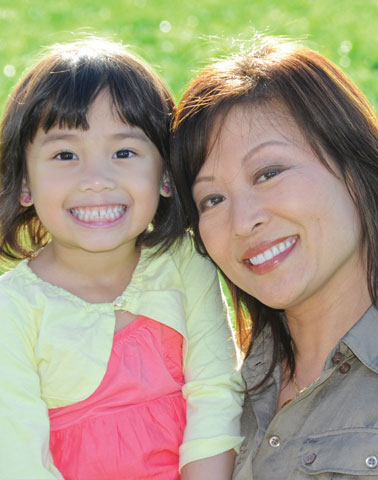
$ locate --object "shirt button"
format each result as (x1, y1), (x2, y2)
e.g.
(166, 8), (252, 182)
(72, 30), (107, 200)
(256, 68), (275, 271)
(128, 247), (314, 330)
(113, 294), (126, 307)
(338, 362), (351, 374)
(331, 351), (344, 364)
(366, 456), (378, 469)
(268, 435), (281, 448)
(304, 453), (317, 465)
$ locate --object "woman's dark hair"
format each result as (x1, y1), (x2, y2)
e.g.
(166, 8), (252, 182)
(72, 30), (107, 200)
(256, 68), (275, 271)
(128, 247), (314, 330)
(0, 38), (183, 261)
(171, 36), (378, 386)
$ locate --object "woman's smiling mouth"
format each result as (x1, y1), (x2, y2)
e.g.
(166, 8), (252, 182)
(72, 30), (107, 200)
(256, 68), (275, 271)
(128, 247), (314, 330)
(247, 236), (298, 266)
(243, 235), (298, 274)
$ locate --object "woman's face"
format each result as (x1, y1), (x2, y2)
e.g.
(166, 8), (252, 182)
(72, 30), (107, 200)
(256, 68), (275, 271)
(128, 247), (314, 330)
(192, 104), (364, 312)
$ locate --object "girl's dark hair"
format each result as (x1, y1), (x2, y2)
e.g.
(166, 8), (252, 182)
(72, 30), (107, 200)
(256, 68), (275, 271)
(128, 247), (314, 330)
(0, 38), (183, 261)
(171, 36), (378, 386)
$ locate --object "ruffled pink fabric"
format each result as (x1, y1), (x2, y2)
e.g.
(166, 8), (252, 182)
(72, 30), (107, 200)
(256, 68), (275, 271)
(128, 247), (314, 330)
(49, 316), (186, 480)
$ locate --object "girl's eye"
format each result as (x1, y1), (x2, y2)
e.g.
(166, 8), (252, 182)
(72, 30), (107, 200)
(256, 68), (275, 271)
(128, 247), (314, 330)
(55, 151), (78, 161)
(198, 195), (225, 213)
(113, 149), (135, 159)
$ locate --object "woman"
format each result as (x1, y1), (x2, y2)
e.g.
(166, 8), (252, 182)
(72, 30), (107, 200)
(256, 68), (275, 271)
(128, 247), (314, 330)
(171, 37), (378, 479)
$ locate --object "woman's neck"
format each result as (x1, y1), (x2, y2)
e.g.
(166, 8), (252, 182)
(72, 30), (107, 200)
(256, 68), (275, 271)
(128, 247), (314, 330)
(28, 241), (141, 303)
(286, 266), (371, 371)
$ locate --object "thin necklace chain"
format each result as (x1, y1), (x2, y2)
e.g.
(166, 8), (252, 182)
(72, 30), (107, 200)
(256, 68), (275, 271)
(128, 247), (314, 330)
(292, 372), (321, 397)
(290, 339), (321, 397)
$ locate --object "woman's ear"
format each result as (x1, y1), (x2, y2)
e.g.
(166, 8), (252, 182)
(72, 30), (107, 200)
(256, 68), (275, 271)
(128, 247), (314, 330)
(20, 180), (33, 207)
(160, 174), (172, 198)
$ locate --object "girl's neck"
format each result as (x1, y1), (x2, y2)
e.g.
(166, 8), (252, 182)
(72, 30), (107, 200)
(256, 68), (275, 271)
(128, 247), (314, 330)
(29, 242), (141, 303)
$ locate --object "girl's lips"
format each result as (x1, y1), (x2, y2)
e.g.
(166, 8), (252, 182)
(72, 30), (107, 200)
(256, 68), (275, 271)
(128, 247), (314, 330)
(69, 204), (127, 225)
(242, 235), (298, 275)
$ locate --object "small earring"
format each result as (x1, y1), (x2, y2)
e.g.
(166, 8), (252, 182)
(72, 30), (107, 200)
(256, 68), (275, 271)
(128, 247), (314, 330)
(24, 194), (31, 204)
(162, 185), (170, 194)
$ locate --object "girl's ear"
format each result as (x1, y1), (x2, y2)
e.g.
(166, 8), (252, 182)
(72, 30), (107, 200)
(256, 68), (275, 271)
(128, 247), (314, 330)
(160, 174), (172, 198)
(20, 181), (33, 207)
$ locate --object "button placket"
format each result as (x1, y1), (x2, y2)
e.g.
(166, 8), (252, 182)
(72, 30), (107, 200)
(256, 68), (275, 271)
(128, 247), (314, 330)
(331, 351), (344, 364)
(338, 362), (351, 374)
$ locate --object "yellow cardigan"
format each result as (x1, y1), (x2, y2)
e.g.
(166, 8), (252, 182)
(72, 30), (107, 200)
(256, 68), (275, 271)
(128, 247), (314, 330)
(0, 236), (243, 479)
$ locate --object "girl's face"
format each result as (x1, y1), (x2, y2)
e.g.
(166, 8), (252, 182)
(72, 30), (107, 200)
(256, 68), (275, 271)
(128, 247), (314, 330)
(23, 91), (166, 256)
(192, 104), (364, 313)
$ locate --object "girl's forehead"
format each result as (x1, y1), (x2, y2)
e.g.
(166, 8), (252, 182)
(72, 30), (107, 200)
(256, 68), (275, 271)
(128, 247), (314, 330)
(35, 90), (129, 138)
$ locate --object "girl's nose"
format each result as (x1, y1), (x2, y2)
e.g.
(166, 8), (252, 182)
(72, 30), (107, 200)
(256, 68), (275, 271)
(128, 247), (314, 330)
(78, 164), (116, 192)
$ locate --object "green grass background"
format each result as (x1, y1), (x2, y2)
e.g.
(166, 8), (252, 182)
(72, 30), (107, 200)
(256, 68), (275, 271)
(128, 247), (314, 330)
(0, 0), (377, 325)
(0, 0), (377, 109)
(0, 0), (377, 283)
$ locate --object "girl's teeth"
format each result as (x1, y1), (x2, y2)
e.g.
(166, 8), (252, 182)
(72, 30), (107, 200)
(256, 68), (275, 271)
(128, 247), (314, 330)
(249, 237), (297, 266)
(71, 206), (126, 222)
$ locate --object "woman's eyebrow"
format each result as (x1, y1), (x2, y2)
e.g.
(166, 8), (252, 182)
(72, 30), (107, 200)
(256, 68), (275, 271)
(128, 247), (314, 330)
(241, 140), (287, 164)
(193, 174), (215, 187)
(193, 140), (287, 187)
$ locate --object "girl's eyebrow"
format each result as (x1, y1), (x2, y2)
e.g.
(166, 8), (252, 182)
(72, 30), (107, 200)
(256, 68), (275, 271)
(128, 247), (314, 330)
(38, 133), (77, 146)
(112, 131), (150, 142)
(37, 130), (150, 147)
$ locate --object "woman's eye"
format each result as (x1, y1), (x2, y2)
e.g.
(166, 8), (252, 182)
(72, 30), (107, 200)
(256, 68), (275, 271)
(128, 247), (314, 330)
(256, 166), (284, 183)
(54, 151), (78, 161)
(198, 195), (225, 212)
(114, 149), (135, 159)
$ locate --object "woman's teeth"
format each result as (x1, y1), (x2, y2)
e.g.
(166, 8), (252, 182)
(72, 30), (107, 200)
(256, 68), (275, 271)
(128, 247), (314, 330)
(249, 237), (297, 266)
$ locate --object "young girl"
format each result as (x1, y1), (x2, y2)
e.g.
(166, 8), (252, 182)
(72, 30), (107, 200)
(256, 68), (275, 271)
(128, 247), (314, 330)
(0, 39), (243, 480)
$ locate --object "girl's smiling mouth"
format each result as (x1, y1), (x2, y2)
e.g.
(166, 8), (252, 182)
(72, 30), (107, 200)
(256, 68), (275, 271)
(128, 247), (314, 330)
(70, 204), (127, 223)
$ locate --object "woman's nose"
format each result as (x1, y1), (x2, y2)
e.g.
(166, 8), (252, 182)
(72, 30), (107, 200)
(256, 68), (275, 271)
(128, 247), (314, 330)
(231, 192), (269, 237)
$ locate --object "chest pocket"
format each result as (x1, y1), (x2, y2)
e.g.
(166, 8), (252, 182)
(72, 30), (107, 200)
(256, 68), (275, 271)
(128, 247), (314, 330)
(298, 429), (378, 478)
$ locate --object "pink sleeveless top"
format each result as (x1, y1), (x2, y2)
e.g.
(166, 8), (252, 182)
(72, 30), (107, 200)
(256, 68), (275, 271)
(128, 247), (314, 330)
(49, 316), (186, 480)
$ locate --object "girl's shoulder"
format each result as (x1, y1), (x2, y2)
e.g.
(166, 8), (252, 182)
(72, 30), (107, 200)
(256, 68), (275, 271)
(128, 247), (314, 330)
(0, 260), (33, 299)
(0, 259), (59, 301)
(0, 260), (82, 319)
(139, 234), (216, 280)
(0, 261), (43, 338)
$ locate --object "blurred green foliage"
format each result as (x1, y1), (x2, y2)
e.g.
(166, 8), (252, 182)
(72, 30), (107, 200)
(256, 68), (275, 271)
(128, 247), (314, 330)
(0, 0), (377, 109)
(0, 0), (377, 304)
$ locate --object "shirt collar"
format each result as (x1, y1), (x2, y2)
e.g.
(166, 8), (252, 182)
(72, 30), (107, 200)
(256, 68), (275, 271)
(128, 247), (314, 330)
(242, 304), (378, 387)
(241, 322), (277, 389)
(338, 303), (378, 375)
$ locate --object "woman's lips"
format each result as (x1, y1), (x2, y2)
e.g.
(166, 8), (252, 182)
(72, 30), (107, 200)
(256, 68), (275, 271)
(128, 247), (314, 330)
(243, 235), (298, 274)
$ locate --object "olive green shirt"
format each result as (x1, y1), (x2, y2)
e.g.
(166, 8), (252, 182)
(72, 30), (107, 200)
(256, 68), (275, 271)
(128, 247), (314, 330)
(233, 305), (378, 480)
